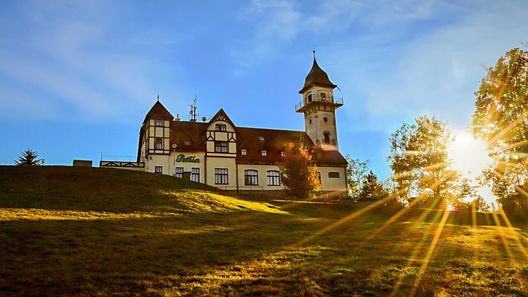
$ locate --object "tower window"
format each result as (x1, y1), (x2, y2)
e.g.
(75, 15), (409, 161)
(321, 92), (327, 101)
(324, 132), (330, 144)
(307, 94), (312, 102)
(329, 172), (340, 178)
(323, 117), (328, 123)
(155, 138), (163, 149)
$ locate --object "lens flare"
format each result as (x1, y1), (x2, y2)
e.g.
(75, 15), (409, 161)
(448, 132), (492, 179)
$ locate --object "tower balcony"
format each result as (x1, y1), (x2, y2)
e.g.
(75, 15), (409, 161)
(295, 97), (344, 113)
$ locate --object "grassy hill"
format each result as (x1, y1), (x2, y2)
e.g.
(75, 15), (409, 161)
(0, 166), (527, 296)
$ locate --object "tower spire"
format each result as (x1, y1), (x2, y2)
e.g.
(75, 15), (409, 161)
(157, 94), (160, 102)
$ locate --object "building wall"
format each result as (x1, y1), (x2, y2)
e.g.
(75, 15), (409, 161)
(169, 151), (205, 182)
(205, 156), (237, 190)
(237, 164), (284, 191)
(317, 166), (347, 192)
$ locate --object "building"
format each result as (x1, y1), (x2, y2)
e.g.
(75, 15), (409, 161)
(101, 56), (348, 196)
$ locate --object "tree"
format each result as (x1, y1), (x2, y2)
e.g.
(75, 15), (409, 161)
(449, 178), (490, 212)
(472, 48), (528, 214)
(15, 149), (44, 166)
(279, 142), (320, 198)
(388, 116), (456, 208)
(345, 156), (369, 200)
(359, 170), (386, 201)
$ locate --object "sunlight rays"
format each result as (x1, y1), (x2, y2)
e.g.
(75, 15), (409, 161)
(491, 212), (516, 263)
(408, 210), (450, 297)
(388, 208), (445, 297)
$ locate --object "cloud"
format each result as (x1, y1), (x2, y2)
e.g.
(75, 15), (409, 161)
(0, 0), (188, 123)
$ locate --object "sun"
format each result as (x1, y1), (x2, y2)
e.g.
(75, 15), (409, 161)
(448, 131), (493, 179)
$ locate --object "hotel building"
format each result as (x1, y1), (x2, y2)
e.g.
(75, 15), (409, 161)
(101, 57), (348, 196)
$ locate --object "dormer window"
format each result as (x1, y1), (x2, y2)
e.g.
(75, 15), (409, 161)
(241, 149), (247, 156)
(280, 151), (285, 157)
(215, 124), (227, 131)
(184, 140), (191, 146)
(261, 150), (267, 157)
(155, 119), (163, 127)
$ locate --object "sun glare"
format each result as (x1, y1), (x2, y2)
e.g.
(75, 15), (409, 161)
(448, 131), (493, 179)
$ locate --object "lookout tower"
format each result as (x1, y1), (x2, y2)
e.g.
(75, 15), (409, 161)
(296, 52), (343, 150)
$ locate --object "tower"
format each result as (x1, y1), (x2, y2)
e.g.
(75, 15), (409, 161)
(296, 52), (343, 150)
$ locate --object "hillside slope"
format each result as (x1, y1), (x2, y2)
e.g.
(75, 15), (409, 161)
(0, 166), (284, 218)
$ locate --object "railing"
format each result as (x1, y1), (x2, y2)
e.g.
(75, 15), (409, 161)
(295, 96), (344, 111)
(100, 161), (145, 168)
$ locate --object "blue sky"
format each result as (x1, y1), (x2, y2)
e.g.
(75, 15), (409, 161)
(1, 0), (527, 179)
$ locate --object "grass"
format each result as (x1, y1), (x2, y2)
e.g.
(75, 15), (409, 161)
(0, 166), (527, 296)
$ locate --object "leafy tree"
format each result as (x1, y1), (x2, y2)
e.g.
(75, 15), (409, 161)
(359, 170), (386, 201)
(449, 178), (490, 212)
(15, 149), (44, 166)
(388, 116), (456, 208)
(345, 156), (369, 199)
(472, 48), (528, 213)
(279, 142), (320, 198)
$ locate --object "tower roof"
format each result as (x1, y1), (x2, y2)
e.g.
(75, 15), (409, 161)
(143, 99), (174, 123)
(299, 54), (337, 94)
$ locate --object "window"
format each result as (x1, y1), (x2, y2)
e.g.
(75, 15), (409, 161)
(320, 92), (327, 101)
(261, 150), (267, 157)
(241, 149), (247, 156)
(267, 170), (281, 186)
(244, 170), (259, 186)
(307, 94), (312, 102)
(280, 151), (285, 158)
(155, 138), (163, 149)
(329, 172), (340, 178)
(323, 117), (328, 123)
(215, 141), (228, 153)
(175, 167), (183, 178)
(215, 124), (227, 131)
(191, 168), (200, 182)
(323, 132), (330, 144)
(155, 119), (163, 127)
(184, 140), (191, 146)
(155, 166), (163, 174)
(215, 168), (228, 184)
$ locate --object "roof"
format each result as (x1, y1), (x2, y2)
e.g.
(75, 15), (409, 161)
(143, 100), (174, 123)
(170, 121), (208, 151)
(299, 57), (337, 94)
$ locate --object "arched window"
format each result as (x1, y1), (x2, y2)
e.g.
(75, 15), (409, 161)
(306, 93), (312, 103)
(320, 92), (327, 101)
(244, 170), (259, 186)
(324, 132), (330, 144)
(267, 170), (281, 186)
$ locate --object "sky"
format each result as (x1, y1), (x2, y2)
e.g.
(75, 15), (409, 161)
(0, 0), (527, 179)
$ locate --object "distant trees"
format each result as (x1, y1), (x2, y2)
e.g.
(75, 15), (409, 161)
(279, 142), (320, 198)
(359, 170), (386, 201)
(345, 156), (368, 199)
(388, 116), (456, 208)
(472, 48), (528, 214)
(15, 149), (44, 166)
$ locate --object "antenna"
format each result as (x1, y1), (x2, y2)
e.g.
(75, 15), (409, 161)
(189, 95), (198, 122)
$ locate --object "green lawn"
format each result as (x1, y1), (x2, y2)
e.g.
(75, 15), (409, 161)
(0, 166), (527, 296)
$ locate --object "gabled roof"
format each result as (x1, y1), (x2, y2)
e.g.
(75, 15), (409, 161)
(208, 108), (236, 129)
(143, 100), (174, 123)
(299, 57), (337, 94)
(170, 121), (208, 151)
